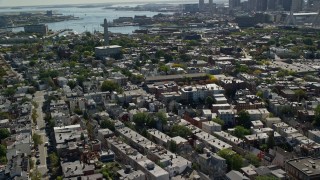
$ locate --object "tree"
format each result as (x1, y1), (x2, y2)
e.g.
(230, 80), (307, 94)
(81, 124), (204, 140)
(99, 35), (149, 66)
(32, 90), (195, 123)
(303, 38), (313, 46)
(29, 60), (36, 67)
(155, 112), (168, 125)
(255, 175), (279, 180)
(32, 109), (38, 124)
(32, 133), (43, 147)
(253, 70), (262, 76)
(179, 54), (191, 62)
(237, 110), (251, 129)
(101, 80), (122, 93)
(29, 159), (34, 169)
(100, 162), (121, 179)
(70, 54), (80, 61)
(49, 152), (59, 167)
(234, 126), (251, 139)
(294, 89), (306, 102)
(133, 112), (149, 127)
(256, 91), (263, 99)
(159, 65), (170, 75)
(212, 117), (225, 126)
(100, 119), (115, 131)
(155, 50), (165, 59)
(267, 133), (275, 149)
(49, 152), (60, 176)
(3, 87), (16, 97)
(0, 145), (6, 157)
(67, 80), (77, 89)
(169, 140), (177, 153)
(218, 149), (243, 171)
(205, 96), (214, 108)
(31, 169), (42, 180)
(0, 128), (10, 140)
(170, 124), (192, 138)
(245, 153), (261, 167)
(83, 51), (92, 58)
(32, 101), (39, 108)
(164, 54), (173, 63)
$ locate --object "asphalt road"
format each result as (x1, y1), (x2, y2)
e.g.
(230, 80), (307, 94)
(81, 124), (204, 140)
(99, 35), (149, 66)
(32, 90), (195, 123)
(33, 91), (48, 178)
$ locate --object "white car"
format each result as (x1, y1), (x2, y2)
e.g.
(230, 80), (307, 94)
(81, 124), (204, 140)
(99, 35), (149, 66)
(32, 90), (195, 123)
(36, 125), (39, 130)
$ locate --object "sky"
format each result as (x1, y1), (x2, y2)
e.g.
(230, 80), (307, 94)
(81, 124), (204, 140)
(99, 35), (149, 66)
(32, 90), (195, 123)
(0, 0), (227, 7)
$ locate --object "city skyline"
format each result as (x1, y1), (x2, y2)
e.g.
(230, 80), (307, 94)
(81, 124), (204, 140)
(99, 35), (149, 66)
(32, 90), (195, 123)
(0, 0), (228, 7)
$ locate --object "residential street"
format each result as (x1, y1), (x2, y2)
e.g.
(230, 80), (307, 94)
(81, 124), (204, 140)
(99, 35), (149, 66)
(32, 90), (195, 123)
(33, 91), (48, 178)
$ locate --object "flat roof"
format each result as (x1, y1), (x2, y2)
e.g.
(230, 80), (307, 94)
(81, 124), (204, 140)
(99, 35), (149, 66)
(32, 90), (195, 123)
(145, 73), (207, 82)
(95, 45), (122, 49)
(287, 157), (320, 177)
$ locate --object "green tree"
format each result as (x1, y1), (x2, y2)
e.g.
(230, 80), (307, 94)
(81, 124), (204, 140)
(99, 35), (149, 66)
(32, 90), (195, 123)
(101, 80), (122, 93)
(100, 119), (115, 131)
(49, 152), (59, 167)
(234, 126), (251, 139)
(3, 87), (16, 97)
(212, 117), (225, 126)
(29, 60), (36, 67)
(155, 50), (165, 59)
(133, 112), (149, 127)
(0, 128), (10, 140)
(159, 65), (170, 74)
(31, 169), (42, 180)
(155, 112), (168, 125)
(205, 96), (214, 107)
(0, 145), (6, 157)
(100, 162), (121, 179)
(237, 110), (251, 129)
(179, 54), (192, 62)
(170, 125), (192, 138)
(245, 153), (261, 167)
(294, 89), (306, 102)
(256, 91), (263, 99)
(218, 149), (243, 171)
(32, 133), (43, 147)
(32, 109), (38, 124)
(83, 51), (92, 57)
(168, 140), (177, 153)
(267, 133), (275, 149)
(164, 54), (173, 63)
(255, 175), (279, 180)
(32, 101), (39, 108)
(70, 54), (80, 61)
(67, 80), (77, 89)
(303, 38), (313, 46)
(49, 152), (60, 176)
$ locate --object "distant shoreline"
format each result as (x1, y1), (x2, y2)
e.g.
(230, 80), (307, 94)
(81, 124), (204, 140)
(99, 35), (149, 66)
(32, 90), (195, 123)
(0, 0), (228, 9)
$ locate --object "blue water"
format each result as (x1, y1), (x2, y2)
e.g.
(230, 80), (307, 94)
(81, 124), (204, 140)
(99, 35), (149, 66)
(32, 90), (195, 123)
(0, 6), (173, 34)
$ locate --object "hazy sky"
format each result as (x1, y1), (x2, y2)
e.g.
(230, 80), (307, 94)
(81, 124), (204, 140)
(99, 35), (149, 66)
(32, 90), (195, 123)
(0, 0), (215, 7)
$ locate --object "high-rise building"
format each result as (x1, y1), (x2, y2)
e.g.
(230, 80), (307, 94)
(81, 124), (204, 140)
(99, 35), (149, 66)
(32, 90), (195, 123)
(104, 18), (109, 46)
(248, 0), (257, 11)
(282, 0), (293, 11)
(229, 0), (241, 9)
(209, 0), (213, 6)
(267, 0), (277, 10)
(257, 0), (268, 11)
(199, 0), (205, 11)
(291, 0), (303, 12)
(307, 0), (320, 11)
